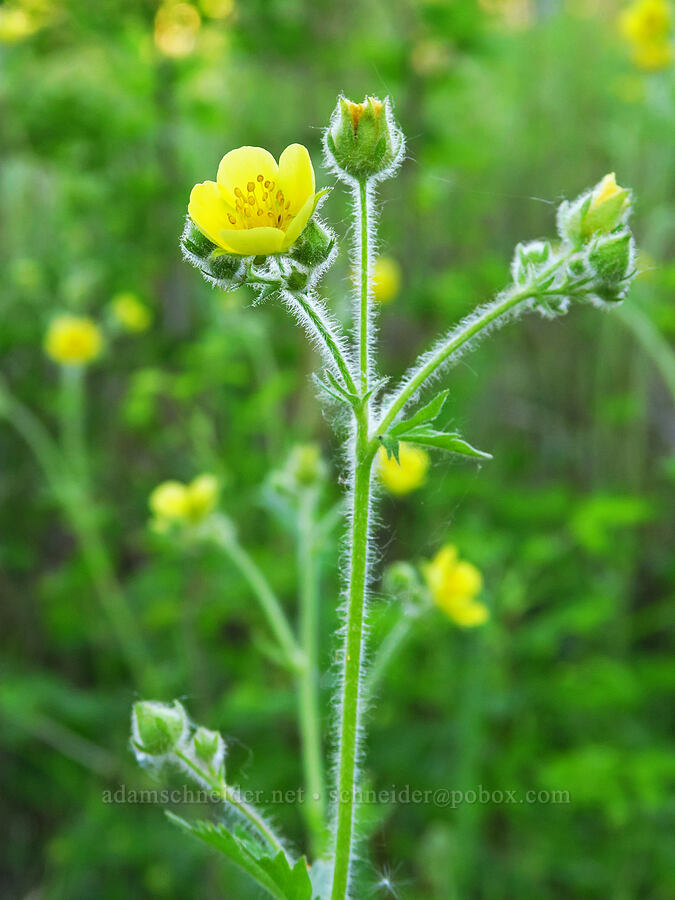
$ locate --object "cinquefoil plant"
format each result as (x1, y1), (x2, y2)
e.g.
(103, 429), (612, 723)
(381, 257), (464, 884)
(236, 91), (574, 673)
(131, 95), (638, 900)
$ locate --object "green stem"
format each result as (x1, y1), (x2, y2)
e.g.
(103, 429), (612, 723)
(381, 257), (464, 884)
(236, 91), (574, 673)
(331, 175), (377, 900)
(378, 284), (529, 435)
(175, 750), (286, 856)
(214, 520), (304, 672)
(288, 290), (357, 395)
(358, 179), (369, 393)
(296, 487), (327, 855)
(376, 253), (576, 436)
(617, 301), (675, 404)
(60, 364), (88, 487)
(331, 440), (374, 900)
(366, 612), (420, 696)
(0, 380), (150, 690)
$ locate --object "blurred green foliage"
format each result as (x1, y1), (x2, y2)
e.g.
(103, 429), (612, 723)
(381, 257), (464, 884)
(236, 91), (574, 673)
(1, 0), (674, 897)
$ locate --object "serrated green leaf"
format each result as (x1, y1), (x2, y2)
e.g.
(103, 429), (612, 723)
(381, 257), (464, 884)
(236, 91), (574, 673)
(166, 813), (315, 900)
(400, 427), (492, 460)
(389, 390), (449, 436)
(377, 432), (400, 462)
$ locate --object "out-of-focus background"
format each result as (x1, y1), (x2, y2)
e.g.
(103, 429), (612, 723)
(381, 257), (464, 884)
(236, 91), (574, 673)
(1, 0), (674, 897)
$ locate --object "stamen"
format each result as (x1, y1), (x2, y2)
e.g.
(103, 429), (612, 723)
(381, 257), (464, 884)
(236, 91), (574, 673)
(234, 187), (244, 199)
(227, 214), (236, 224)
(256, 174), (264, 182)
(247, 181), (255, 193)
(257, 209), (263, 216)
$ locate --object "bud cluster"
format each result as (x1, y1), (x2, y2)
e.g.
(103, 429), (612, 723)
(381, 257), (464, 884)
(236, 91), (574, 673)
(511, 173), (636, 317)
(131, 700), (226, 779)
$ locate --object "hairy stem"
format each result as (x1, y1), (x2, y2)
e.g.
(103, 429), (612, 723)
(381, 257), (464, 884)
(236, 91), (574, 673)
(331, 177), (377, 899)
(378, 284), (530, 434)
(358, 179), (370, 393)
(296, 487), (327, 855)
(331, 437), (374, 899)
(282, 289), (357, 395)
(176, 750), (287, 856)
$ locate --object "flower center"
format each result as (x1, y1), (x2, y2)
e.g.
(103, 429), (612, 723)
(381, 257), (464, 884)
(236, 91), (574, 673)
(227, 173), (294, 231)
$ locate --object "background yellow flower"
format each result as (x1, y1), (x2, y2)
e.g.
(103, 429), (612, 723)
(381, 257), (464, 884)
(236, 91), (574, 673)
(44, 315), (103, 366)
(111, 292), (153, 333)
(372, 256), (401, 303)
(377, 444), (430, 495)
(423, 544), (488, 627)
(149, 474), (220, 528)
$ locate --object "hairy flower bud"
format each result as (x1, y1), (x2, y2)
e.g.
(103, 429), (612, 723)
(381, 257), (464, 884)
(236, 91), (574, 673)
(132, 700), (188, 759)
(588, 231), (634, 285)
(511, 240), (552, 285)
(557, 173), (632, 246)
(289, 219), (335, 269)
(325, 95), (404, 181)
(192, 726), (226, 772)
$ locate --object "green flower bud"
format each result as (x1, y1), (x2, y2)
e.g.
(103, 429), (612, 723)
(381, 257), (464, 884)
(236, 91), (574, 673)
(511, 240), (552, 285)
(181, 218), (216, 260)
(284, 265), (309, 291)
(192, 726), (225, 771)
(287, 443), (327, 487)
(132, 700), (188, 758)
(289, 219), (336, 269)
(557, 174), (632, 246)
(588, 231), (634, 285)
(208, 249), (241, 283)
(325, 95), (404, 181)
(581, 174), (631, 239)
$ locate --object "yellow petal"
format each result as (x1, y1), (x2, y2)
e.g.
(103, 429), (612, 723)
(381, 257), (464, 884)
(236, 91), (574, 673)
(188, 181), (232, 247)
(218, 226), (285, 256)
(447, 560), (484, 598)
(447, 599), (489, 628)
(217, 146), (278, 205)
(280, 192), (316, 250)
(278, 143), (315, 213)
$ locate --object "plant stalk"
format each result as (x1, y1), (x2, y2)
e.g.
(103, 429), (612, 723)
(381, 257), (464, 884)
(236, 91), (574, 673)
(331, 176), (376, 900)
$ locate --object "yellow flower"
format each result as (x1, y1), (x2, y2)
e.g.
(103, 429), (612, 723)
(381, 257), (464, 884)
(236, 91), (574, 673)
(149, 474), (220, 527)
(44, 315), (103, 366)
(619, 0), (673, 71)
(632, 38), (673, 68)
(619, 0), (671, 43)
(188, 144), (324, 256)
(422, 544), (488, 628)
(111, 292), (152, 333)
(154, 2), (201, 59)
(0, 7), (37, 42)
(372, 256), (401, 303)
(199, 0), (234, 18)
(377, 444), (430, 495)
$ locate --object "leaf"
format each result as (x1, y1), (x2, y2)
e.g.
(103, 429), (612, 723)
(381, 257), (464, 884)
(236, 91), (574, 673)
(400, 427), (492, 460)
(166, 813), (315, 900)
(378, 432), (400, 462)
(389, 390), (449, 436)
